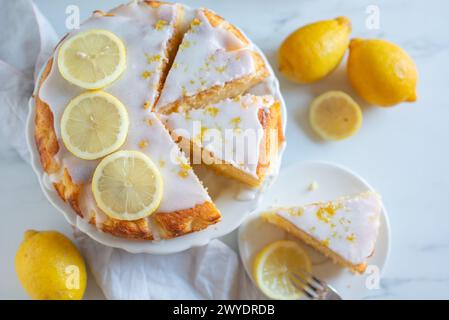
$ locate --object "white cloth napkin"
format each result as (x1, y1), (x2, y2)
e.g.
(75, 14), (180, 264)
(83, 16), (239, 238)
(0, 0), (58, 160)
(0, 0), (263, 300)
(75, 230), (262, 300)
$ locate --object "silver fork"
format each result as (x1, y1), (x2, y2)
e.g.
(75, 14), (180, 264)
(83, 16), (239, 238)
(289, 268), (342, 300)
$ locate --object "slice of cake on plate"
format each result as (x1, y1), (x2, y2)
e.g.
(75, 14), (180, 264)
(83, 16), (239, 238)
(162, 94), (284, 187)
(155, 8), (269, 114)
(262, 191), (382, 273)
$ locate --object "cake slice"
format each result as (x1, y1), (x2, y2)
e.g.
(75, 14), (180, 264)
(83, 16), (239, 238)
(155, 8), (269, 113)
(80, 113), (221, 240)
(162, 94), (284, 187)
(262, 192), (382, 273)
(109, 0), (188, 110)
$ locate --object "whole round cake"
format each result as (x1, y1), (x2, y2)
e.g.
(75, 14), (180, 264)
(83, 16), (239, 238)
(34, 0), (284, 241)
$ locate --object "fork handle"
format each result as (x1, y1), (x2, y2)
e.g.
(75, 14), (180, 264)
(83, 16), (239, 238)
(322, 288), (342, 300)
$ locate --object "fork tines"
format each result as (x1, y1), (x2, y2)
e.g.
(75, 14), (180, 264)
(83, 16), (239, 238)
(289, 268), (339, 300)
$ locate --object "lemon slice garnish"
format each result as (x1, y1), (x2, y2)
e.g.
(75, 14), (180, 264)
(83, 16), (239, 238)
(92, 150), (163, 221)
(309, 90), (362, 141)
(253, 240), (312, 300)
(58, 29), (126, 89)
(61, 91), (129, 160)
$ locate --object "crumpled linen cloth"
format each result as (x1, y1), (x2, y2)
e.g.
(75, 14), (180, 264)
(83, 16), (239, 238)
(0, 0), (263, 300)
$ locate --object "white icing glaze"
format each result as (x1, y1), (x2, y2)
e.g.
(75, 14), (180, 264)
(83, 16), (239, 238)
(235, 187), (258, 201)
(155, 8), (257, 111)
(271, 191), (381, 265)
(163, 94), (274, 178)
(38, 1), (211, 217)
(79, 113), (210, 215)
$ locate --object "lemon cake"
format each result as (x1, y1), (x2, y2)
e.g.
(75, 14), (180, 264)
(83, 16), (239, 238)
(154, 8), (269, 114)
(34, 1), (224, 240)
(262, 191), (381, 273)
(162, 94), (284, 187)
(34, 1), (280, 241)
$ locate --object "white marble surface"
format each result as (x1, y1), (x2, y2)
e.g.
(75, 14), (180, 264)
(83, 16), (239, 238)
(1, 0), (449, 299)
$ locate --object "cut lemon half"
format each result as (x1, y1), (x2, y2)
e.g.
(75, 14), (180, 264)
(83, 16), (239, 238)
(61, 91), (129, 160)
(253, 240), (312, 300)
(92, 151), (163, 221)
(309, 90), (362, 141)
(58, 29), (126, 89)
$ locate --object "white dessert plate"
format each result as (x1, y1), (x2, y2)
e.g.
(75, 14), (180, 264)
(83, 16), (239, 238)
(26, 25), (286, 254)
(238, 161), (391, 300)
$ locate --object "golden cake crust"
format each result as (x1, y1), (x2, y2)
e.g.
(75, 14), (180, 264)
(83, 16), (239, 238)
(262, 213), (368, 273)
(34, 2), (222, 241)
(167, 100), (284, 187)
(255, 101), (284, 182)
(202, 9), (248, 45)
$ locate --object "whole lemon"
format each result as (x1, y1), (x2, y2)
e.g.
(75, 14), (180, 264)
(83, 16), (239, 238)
(15, 230), (86, 300)
(278, 17), (351, 84)
(348, 38), (418, 107)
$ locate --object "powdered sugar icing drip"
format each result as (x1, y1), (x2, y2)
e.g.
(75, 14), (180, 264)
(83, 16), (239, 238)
(38, 1), (211, 220)
(164, 94), (274, 178)
(272, 192), (381, 264)
(155, 8), (257, 111)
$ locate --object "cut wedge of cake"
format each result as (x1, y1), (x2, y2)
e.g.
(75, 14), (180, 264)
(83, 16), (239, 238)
(81, 113), (221, 239)
(35, 1), (221, 240)
(162, 94), (284, 187)
(262, 191), (382, 273)
(155, 8), (269, 113)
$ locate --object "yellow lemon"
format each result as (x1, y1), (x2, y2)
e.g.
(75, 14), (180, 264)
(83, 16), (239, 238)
(309, 91), (362, 141)
(58, 29), (127, 89)
(61, 91), (129, 160)
(15, 230), (86, 300)
(348, 38), (418, 107)
(278, 17), (351, 84)
(253, 240), (312, 300)
(92, 150), (164, 221)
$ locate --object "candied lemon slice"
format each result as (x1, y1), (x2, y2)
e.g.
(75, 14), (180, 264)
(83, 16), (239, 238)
(253, 240), (312, 300)
(58, 29), (126, 89)
(309, 90), (362, 141)
(61, 91), (129, 160)
(92, 151), (163, 221)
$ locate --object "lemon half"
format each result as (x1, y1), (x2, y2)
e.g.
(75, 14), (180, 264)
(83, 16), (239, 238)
(58, 29), (126, 89)
(61, 91), (129, 160)
(92, 150), (163, 221)
(253, 240), (312, 300)
(309, 90), (362, 141)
